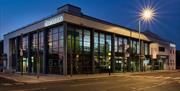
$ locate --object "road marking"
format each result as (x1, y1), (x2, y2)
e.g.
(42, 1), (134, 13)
(133, 75), (173, 80)
(173, 77), (180, 80)
(70, 82), (106, 87)
(1, 83), (13, 86)
(135, 81), (169, 91)
(14, 83), (25, 85)
(12, 87), (46, 91)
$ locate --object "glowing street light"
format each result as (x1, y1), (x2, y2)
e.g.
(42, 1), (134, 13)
(140, 8), (155, 22)
(138, 7), (156, 71)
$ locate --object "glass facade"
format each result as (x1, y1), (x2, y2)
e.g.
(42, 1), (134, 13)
(48, 26), (64, 74)
(10, 23), (151, 75)
(32, 33), (38, 73)
(93, 32), (112, 73)
(22, 35), (28, 73)
(130, 40), (140, 72)
(31, 31), (44, 73)
(67, 25), (92, 74)
(114, 37), (124, 72)
(11, 38), (17, 70)
(94, 32), (99, 72)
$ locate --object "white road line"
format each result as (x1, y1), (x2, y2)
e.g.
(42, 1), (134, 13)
(1, 83), (13, 86)
(136, 81), (169, 91)
(70, 82), (106, 87)
(14, 83), (25, 85)
(173, 77), (180, 80)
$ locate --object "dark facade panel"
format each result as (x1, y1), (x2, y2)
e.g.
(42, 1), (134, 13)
(176, 50), (180, 69)
(0, 40), (3, 69)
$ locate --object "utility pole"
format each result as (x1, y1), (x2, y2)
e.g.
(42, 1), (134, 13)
(138, 21), (141, 72)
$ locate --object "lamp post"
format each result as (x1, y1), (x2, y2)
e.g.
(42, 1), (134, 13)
(138, 20), (141, 72)
(139, 7), (155, 71)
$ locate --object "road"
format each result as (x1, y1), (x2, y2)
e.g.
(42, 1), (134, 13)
(0, 71), (180, 91)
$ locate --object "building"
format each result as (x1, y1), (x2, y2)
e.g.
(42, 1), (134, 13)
(3, 4), (175, 75)
(176, 50), (180, 69)
(0, 40), (3, 71)
(144, 31), (176, 70)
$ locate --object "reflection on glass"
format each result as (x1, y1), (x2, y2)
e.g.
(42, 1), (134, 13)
(144, 43), (148, 55)
(137, 41), (140, 54)
(48, 26), (64, 74)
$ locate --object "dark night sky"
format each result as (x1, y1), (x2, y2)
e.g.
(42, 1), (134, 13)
(0, 0), (180, 49)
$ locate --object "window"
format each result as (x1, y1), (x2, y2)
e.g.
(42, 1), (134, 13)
(22, 36), (28, 51)
(74, 28), (82, 53)
(132, 40), (137, 54)
(137, 41), (140, 54)
(84, 30), (90, 52)
(48, 26), (64, 74)
(159, 47), (165, 52)
(106, 34), (111, 62)
(118, 37), (123, 53)
(114, 37), (118, 52)
(99, 33), (105, 57)
(94, 32), (98, 54)
(94, 32), (99, 71)
(106, 35), (111, 52)
(49, 27), (64, 53)
(144, 43), (149, 55)
(39, 32), (44, 51)
(124, 38), (128, 50)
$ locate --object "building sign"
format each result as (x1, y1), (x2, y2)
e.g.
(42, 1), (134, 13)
(44, 15), (63, 27)
(170, 43), (176, 47)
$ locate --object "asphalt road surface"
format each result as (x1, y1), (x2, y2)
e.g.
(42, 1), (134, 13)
(0, 72), (180, 91)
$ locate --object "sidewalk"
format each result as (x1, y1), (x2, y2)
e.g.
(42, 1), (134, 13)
(0, 70), (178, 84)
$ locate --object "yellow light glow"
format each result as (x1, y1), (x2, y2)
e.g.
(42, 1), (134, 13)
(140, 7), (155, 22)
(108, 52), (111, 56)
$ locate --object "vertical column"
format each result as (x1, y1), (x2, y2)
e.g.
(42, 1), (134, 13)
(91, 29), (95, 73)
(111, 33), (115, 73)
(27, 34), (32, 73)
(82, 29), (85, 74)
(9, 39), (13, 71)
(127, 38), (131, 72)
(63, 22), (68, 75)
(122, 38), (125, 72)
(98, 33), (100, 72)
(43, 30), (48, 74)
(15, 38), (20, 72)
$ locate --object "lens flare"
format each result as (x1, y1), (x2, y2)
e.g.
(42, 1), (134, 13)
(140, 7), (156, 22)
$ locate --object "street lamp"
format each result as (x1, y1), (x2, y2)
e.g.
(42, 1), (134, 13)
(138, 7), (155, 71)
(140, 8), (155, 22)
